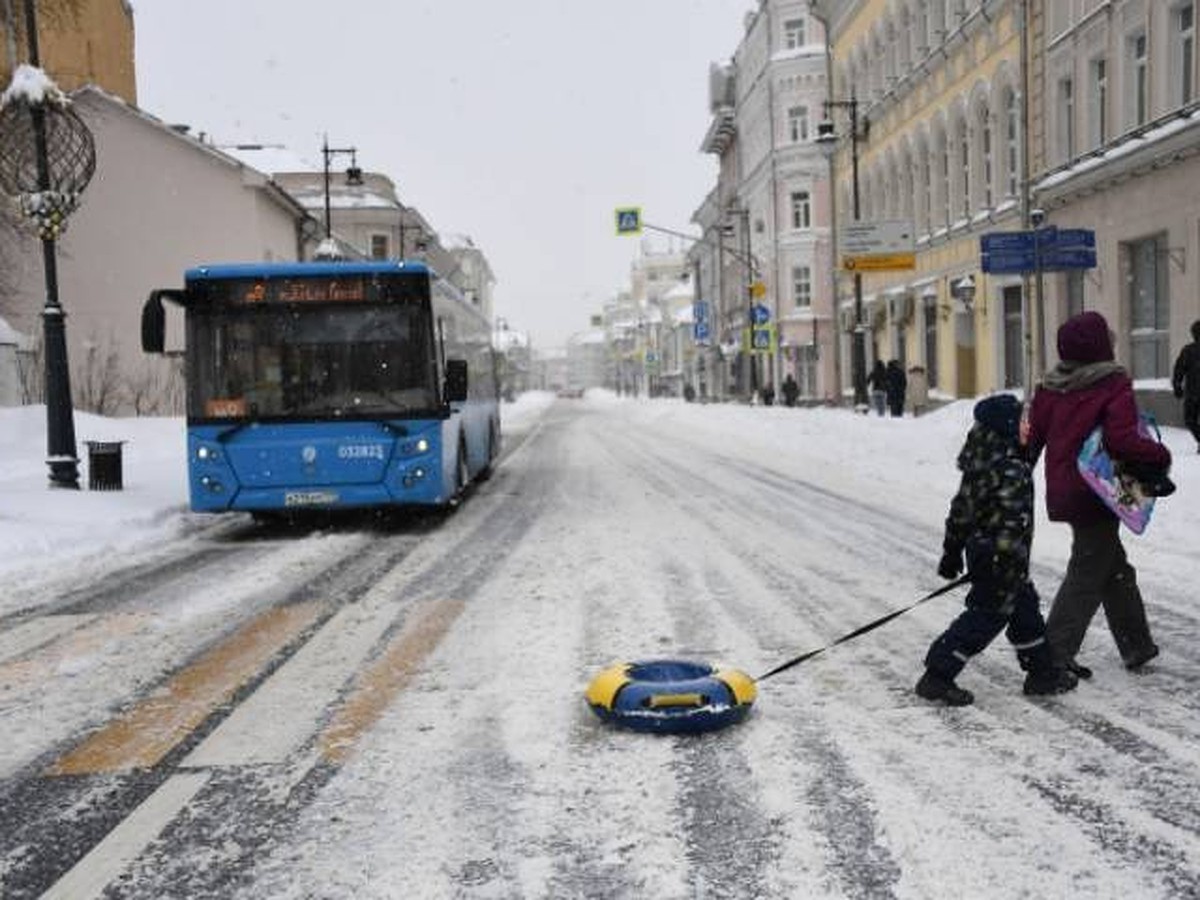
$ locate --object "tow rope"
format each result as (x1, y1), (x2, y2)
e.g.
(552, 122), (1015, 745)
(755, 574), (973, 683)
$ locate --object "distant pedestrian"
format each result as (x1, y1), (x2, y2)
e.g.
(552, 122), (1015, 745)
(885, 360), (907, 417)
(867, 360), (888, 416)
(760, 382), (775, 406)
(683, 383), (696, 403)
(1171, 319), (1200, 453)
(782, 374), (799, 407)
(1026, 311), (1172, 676)
(917, 394), (1078, 705)
(907, 364), (929, 416)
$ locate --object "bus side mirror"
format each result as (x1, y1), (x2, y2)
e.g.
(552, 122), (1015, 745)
(142, 289), (185, 353)
(445, 359), (468, 403)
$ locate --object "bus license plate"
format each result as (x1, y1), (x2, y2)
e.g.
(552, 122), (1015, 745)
(284, 490), (339, 507)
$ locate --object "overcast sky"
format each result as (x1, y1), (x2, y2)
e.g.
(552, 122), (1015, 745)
(132, 1), (752, 349)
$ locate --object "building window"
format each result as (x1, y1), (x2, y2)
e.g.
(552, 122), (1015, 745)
(1175, 3), (1195, 105)
(784, 17), (806, 49)
(1002, 285), (1024, 389)
(1058, 77), (1075, 161)
(788, 105), (809, 142)
(370, 234), (389, 259)
(1128, 32), (1148, 127)
(1065, 269), (1085, 319)
(1090, 57), (1107, 147)
(791, 191), (811, 229)
(923, 293), (939, 387)
(1005, 88), (1019, 197)
(979, 103), (993, 209)
(1124, 233), (1171, 378)
(793, 265), (812, 308)
(958, 118), (970, 218)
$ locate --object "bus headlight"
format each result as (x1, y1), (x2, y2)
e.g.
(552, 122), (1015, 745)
(401, 438), (430, 456)
(196, 445), (221, 462)
(401, 467), (427, 488)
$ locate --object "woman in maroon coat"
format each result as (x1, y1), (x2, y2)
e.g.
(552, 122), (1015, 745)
(1026, 311), (1171, 676)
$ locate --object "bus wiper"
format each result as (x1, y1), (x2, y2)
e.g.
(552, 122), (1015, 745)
(216, 421), (254, 443)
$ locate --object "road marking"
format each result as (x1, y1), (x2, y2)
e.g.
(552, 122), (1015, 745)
(319, 598), (465, 763)
(0, 614), (96, 664)
(39, 772), (210, 900)
(0, 613), (143, 691)
(183, 592), (463, 768)
(46, 602), (323, 775)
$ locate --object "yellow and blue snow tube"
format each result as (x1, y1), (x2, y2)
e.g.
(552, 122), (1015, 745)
(585, 659), (757, 734)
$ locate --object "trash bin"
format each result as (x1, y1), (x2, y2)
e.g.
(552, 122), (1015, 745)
(86, 441), (125, 491)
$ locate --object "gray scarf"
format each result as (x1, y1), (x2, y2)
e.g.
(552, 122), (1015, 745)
(1041, 360), (1126, 393)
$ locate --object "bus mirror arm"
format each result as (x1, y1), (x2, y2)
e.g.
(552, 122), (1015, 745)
(444, 359), (468, 403)
(141, 289), (186, 354)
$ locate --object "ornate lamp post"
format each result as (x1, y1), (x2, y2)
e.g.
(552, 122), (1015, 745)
(0, 0), (96, 488)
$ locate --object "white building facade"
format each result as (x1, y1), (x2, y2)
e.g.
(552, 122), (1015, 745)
(698, 1), (835, 402)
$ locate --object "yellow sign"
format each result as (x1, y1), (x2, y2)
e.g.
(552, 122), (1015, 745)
(842, 253), (917, 271)
(751, 280), (767, 298)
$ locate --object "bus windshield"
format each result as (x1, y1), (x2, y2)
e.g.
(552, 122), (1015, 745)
(187, 301), (438, 420)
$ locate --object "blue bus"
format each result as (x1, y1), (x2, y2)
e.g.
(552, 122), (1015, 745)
(141, 260), (500, 515)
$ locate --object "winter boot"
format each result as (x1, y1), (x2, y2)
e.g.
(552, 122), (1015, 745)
(1064, 658), (1093, 680)
(1023, 666), (1079, 696)
(1123, 644), (1159, 671)
(915, 670), (974, 706)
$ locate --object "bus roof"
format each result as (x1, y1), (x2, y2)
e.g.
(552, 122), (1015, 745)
(184, 260), (434, 281)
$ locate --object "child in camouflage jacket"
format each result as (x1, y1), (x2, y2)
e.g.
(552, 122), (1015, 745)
(915, 394), (1078, 706)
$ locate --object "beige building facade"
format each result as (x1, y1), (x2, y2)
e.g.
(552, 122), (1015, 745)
(1, 0), (136, 102)
(816, 0), (1028, 400)
(1033, 0), (1200, 423)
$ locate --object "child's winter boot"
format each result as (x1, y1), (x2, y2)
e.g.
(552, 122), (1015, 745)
(915, 670), (974, 706)
(1022, 666), (1079, 696)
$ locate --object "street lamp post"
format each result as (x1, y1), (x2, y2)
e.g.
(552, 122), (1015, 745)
(816, 97), (868, 410)
(320, 135), (363, 239)
(0, 0), (97, 487)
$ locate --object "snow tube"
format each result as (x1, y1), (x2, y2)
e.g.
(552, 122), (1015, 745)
(585, 659), (757, 734)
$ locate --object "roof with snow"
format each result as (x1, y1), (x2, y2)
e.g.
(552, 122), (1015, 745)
(220, 144), (317, 174)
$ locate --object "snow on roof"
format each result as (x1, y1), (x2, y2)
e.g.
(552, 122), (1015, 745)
(220, 144), (317, 174)
(1, 65), (64, 108)
(442, 233), (477, 250)
(1036, 105), (1200, 193)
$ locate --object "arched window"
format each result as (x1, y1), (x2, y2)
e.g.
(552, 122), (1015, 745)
(977, 99), (993, 209)
(1005, 87), (1019, 198)
(954, 115), (970, 219)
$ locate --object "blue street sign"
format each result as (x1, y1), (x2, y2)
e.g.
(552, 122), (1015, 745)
(751, 304), (770, 325)
(1040, 248), (1097, 269)
(1034, 226), (1059, 246)
(982, 252), (1037, 274)
(694, 321), (710, 342)
(981, 231), (1035, 254)
(752, 327), (772, 349)
(693, 301), (709, 323)
(1049, 228), (1095, 249)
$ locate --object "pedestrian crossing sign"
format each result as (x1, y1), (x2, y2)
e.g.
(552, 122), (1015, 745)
(615, 207), (642, 235)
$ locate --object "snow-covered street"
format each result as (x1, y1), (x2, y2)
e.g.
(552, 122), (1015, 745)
(2, 392), (1199, 898)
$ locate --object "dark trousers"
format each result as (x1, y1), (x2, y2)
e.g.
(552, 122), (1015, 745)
(1185, 395), (1200, 446)
(1045, 516), (1154, 666)
(925, 582), (1051, 679)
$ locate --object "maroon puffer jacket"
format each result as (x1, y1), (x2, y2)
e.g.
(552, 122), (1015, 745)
(1027, 312), (1171, 524)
